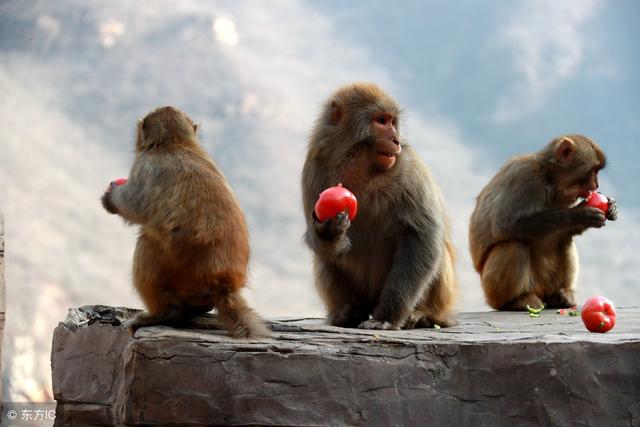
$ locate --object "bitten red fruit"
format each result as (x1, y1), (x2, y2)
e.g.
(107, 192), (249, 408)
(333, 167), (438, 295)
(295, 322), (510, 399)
(314, 183), (358, 222)
(581, 296), (616, 333)
(585, 191), (609, 214)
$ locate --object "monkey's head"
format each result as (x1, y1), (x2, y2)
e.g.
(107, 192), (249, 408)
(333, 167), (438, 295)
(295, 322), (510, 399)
(544, 135), (606, 206)
(136, 106), (198, 152)
(315, 82), (402, 172)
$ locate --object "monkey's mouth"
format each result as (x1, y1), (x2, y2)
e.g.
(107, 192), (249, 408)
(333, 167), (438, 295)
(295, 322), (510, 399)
(377, 151), (396, 158)
(376, 151), (397, 169)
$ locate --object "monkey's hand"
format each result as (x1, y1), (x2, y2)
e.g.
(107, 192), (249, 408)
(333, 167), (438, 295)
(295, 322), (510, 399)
(606, 197), (618, 221)
(358, 319), (400, 330)
(101, 190), (119, 215)
(570, 205), (606, 229)
(313, 211), (350, 241)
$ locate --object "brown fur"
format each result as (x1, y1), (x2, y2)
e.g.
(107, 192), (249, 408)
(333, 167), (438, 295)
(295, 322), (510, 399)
(302, 83), (457, 329)
(102, 106), (269, 337)
(469, 135), (616, 310)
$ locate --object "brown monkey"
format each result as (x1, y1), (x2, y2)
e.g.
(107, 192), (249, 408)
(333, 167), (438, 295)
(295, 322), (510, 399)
(302, 83), (458, 330)
(469, 135), (618, 311)
(102, 106), (269, 338)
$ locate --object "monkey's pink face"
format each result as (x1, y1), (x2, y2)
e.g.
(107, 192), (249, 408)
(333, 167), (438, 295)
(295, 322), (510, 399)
(370, 112), (401, 171)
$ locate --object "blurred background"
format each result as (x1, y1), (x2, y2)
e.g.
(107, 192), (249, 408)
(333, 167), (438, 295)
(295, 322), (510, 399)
(1, 0), (638, 402)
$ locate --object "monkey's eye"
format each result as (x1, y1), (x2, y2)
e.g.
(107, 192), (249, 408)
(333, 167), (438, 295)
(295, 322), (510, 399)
(391, 118), (397, 127)
(376, 115), (387, 125)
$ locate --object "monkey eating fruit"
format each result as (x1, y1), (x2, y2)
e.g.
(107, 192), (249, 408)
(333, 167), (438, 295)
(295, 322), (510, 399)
(469, 135), (618, 311)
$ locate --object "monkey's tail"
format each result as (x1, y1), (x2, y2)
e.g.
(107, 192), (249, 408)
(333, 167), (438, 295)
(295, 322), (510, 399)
(216, 292), (271, 338)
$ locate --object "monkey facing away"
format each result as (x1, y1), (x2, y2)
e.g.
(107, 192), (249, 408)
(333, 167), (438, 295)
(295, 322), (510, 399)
(302, 83), (458, 330)
(102, 106), (269, 338)
(469, 135), (618, 311)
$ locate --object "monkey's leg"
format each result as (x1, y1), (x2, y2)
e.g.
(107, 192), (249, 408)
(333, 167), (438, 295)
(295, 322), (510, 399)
(481, 242), (543, 311)
(409, 241), (457, 328)
(215, 291), (270, 338)
(361, 227), (443, 330)
(125, 233), (187, 334)
(544, 243), (578, 308)
(314, 262), (370, 327)
(124, 305), (184, 334)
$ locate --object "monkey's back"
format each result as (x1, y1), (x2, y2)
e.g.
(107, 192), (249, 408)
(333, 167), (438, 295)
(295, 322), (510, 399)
(136, 145), (249, 285)
(469, 154), (546, 272)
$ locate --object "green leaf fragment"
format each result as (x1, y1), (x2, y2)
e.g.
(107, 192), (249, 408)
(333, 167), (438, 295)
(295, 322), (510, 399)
(529, 313), (539, 318)
(526, 305), (544, 314)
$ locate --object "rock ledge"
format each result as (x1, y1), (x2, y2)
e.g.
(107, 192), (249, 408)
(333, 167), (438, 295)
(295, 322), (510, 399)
(52, 305), (640, 426)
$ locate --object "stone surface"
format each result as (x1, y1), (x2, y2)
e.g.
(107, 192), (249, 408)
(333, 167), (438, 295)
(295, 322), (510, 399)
(52, 305), (640, 426)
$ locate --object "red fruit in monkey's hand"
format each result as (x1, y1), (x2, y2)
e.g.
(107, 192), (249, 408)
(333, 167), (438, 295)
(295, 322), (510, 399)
(581, 296), (616, 333)
(314, 183), (358, 222)
(106, 177), (128, 192)
(585, 191), (609, 214)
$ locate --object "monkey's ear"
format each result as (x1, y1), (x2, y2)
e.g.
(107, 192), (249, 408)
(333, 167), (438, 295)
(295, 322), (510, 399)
(329, 101), (343, 125)
(193, 123), (198, 133)
(555, 137), (576, 162)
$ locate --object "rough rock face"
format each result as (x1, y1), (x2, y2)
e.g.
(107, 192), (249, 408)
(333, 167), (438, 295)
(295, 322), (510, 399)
(52, 305), (640, 426)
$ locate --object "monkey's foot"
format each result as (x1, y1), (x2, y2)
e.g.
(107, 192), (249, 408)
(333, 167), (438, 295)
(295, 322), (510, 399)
(123, 317), (143, 336)
(404, 313), (455, 329)
(123, 308), (184, 336)
(500, 293), (544, 311)
(357, 319), (400, 330)
(328, 305), (370, 328)
(545, 289), (576, 309)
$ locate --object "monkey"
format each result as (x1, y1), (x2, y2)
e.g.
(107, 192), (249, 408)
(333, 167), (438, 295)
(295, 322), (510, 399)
(101, 106), (269, 338)
(301, 82), (458, 330)
(469, 135), (618, 311)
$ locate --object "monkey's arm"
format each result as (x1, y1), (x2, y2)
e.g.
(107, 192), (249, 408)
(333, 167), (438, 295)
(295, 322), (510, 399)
(497, 205), (606, 240)
(367, 218), (445, 329)
(101, 181), (148, 225)
(304, 212), (351, 259)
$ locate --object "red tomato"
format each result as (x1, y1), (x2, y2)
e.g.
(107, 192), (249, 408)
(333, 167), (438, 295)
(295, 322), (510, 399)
(106, 177), (128, 192)
(581, 296), (616, 333)
(585, 192), (608, 214)
(314, 183), (358, 222)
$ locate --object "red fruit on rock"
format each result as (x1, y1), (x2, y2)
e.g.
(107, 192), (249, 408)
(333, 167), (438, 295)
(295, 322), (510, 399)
(581, 296), (616, 333)
(585, 191), (609, 214)
(314, 183), (358, 222)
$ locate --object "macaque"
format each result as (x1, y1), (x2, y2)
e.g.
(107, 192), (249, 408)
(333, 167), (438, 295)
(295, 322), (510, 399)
(302, 83), (458, 330)
(102, 106), (269, 338)
(469, 135), (618, 310)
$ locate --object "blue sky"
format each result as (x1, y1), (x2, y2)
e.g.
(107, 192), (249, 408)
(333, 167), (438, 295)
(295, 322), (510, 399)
(0, 0), (638, 400)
